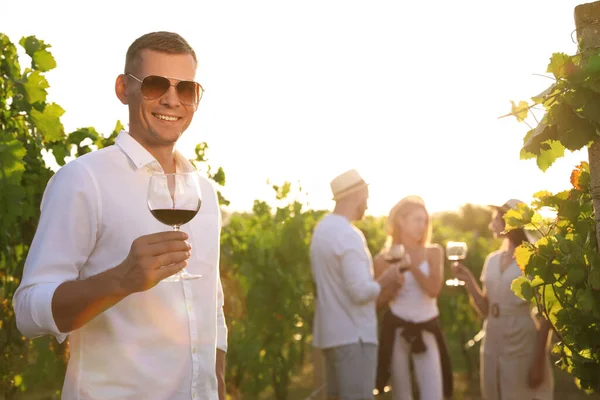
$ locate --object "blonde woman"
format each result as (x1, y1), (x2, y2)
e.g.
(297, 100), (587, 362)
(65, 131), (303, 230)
(374, 196), (453, 400)
(452, 199), (554, 400)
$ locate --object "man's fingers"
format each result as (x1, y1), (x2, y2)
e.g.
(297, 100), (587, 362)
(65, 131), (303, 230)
(155, 261), (188, 281)
(156, 251), (191, 268)
(142, 231), (189, 244)
(147, 240), (192, 256)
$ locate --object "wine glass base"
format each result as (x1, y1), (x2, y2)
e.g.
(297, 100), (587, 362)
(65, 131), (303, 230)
(163, 270), (202, 282)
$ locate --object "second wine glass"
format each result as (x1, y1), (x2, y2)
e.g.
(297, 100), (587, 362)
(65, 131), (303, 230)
(446, 241), (467, 286)
(148, 172), (202, 282)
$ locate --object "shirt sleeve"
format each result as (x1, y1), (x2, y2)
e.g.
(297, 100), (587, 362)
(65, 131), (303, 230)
(339, 231), (381, 305)
(12, 160), (99, 342)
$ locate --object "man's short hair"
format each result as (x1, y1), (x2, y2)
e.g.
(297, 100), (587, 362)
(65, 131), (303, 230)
(125, 31), (197, 73)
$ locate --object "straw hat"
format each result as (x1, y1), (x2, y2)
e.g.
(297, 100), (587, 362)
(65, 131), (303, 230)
(330, 169), (368, 201)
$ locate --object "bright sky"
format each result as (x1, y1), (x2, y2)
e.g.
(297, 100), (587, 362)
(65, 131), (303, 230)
(3, 0), (588, 216)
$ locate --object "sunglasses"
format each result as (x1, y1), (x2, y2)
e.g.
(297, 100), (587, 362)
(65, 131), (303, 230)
(126, 73), (203, 106)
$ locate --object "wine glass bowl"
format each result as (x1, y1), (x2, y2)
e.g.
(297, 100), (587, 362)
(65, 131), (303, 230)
(384, 244), (406, 263)
(446, 241), (468, 262)
(384, 244), (410, 273)
(148, 172), (202, 281)
(446, 241), (468, 286)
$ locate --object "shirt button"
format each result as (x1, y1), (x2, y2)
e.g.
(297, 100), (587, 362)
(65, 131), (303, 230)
(192, 347), (196, 353)
(188, 305), (193, 311)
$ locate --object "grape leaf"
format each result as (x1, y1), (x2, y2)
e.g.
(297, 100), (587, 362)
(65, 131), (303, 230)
(536, 140), (565, 171)
(510, 100), (530, 122)
(511, 276), (535, 302)
(21, 71), (49, 104)
(32, 49), (56, 72)
(515, 244), (534, 272)
(30, 103), (65, 142)
(547, 52), (577, 79)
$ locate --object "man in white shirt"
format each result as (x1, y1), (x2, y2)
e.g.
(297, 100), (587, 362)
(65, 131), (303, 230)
(13, 31), (227, 400)
(310, 169), (405, 400)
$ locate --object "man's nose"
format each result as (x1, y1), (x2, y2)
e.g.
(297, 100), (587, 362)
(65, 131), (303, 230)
(160, 85), (181, 107)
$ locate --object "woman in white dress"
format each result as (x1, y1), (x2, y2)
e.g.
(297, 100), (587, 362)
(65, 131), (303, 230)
(452, 199), (554, 400)
(374, 196), (453, 400)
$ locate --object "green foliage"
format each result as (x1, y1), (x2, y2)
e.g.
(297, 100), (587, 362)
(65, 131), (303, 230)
(0, 32), (111, 399)
(506, 51), (600, 171)
(505, 162), (600, 392)
(220, 184), (324, 399)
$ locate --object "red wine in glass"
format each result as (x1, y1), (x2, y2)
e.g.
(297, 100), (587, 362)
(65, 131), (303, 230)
(384, 244), (410, 272)
(148, 172), (202, 281)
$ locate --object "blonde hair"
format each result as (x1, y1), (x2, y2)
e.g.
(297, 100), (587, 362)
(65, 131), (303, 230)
(383, 195), (432, 250)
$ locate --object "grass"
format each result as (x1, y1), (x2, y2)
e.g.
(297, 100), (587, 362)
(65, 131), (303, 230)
(264, 354), (600, 400)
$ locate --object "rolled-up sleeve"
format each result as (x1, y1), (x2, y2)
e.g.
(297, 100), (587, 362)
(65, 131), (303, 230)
(339, 234), (381, 305)
(13, 160), (98, 342)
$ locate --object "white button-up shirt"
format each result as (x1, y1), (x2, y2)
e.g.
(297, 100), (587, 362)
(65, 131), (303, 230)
(13, 131), (227, 400)
(310, 213), (381, 349)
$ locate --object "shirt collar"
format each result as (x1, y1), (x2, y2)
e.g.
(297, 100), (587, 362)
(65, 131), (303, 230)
(115, 130), (196, 173)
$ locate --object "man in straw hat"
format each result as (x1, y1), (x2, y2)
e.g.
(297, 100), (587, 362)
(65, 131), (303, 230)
(310, 169), (406, 399)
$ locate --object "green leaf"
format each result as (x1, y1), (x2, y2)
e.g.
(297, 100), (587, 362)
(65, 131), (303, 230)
(511, 276), (535, 302)
(32, 49), (56, 72)
(211, 166), (226, 186)
(567, 266), (586, 285)
(536, 140), (565, 171)
(547, 52), (576, 80)
(274, 181), (292, 200)
(510, 100), (530, 122)
(504, 203), (534, 230)
(520, 147), (536, 160)
(514, 244), (534, 271)
(30, 103), (65, 142)
(557, 198), (581, 224)
(550, 100), (597, 151)
(19, 36), (42, 55)
(577, 288), (595, 312)
(589, 266), (600, 291)
(0, 139), (27, 184)
(532, 83), (559, 106)
(21, 70), (49, 104)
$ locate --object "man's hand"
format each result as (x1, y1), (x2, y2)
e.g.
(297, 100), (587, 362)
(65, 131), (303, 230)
(115, 231), (191, 295)
(52, 230), (192, 333)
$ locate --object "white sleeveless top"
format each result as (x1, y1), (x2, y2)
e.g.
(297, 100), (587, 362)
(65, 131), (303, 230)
(389, 260), (439, 322)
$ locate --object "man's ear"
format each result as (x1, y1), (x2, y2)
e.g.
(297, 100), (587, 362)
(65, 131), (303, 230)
(115, 74), (128, 105)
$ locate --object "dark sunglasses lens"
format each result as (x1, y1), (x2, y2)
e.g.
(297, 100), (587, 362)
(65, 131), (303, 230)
(176, 81), (200, 105)
(141, 76), (170, 99)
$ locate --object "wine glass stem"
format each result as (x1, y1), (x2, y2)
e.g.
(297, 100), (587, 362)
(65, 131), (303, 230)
(173, 225), (180, 231)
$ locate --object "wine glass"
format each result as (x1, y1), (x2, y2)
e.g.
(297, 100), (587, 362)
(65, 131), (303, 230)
(148, 172), (202, 282)
(445, 241), (467, 287)
(384, 244), (410, 273)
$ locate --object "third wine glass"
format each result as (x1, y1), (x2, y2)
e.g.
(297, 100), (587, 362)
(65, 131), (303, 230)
(446, 241), (467, 286)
